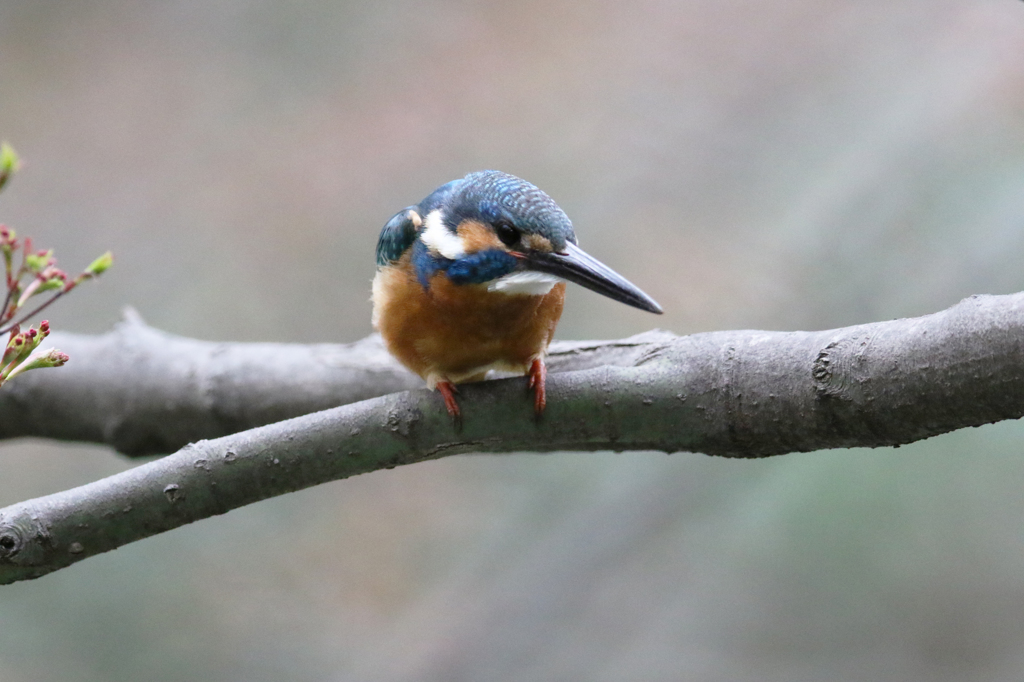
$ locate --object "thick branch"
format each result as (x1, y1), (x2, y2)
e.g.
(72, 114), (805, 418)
(1, 293), (1023, 583)
(0, 309), (677, 456)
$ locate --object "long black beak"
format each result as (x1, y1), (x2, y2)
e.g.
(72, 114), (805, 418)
(520, 242), (663, 314)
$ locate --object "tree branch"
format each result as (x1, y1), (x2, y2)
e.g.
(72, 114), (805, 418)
(0, 308), (677, 456)
(2, 293), (1023, 583)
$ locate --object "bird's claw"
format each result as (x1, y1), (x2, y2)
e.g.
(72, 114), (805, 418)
(436, 381), (461, 422)
(529, 358), (546, 416)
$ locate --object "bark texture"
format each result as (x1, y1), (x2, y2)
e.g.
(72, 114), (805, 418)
(0, 293), (1023, 583)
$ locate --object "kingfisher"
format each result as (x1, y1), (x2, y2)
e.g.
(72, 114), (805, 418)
(372, 170), (662, 418)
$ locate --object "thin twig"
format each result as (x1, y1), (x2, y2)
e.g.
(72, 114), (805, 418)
(0, 289), (66, 334)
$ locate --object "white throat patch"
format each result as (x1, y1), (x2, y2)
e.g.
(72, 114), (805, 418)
(420, 209), (466, 259)
(488, 271), (561, 296)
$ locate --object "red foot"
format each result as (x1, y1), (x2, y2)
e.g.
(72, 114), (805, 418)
(528, 358), (547, 415)
(436, 380), (461, 418)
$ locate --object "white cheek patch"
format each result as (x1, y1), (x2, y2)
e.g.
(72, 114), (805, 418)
(420, 209), (466, 259)
(488, 271), (561, 296)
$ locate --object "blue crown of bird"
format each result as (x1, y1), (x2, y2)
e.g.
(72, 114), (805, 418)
(372, 170), (662, 418)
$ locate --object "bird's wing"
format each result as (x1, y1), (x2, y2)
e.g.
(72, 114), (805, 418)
(375, 207), (421, 266)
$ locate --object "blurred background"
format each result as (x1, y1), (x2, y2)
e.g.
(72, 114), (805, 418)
(1, 0), (1024, 679)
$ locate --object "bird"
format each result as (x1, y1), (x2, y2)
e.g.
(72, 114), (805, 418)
(371, 170), (662, 419)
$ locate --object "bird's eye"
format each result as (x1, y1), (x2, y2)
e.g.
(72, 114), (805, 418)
(494, 220), (520, 247)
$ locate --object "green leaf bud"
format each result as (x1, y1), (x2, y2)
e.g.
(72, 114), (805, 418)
(25, 249), (53, 273)
(0, 142), (19, 192)
(84, 251), (114, 276)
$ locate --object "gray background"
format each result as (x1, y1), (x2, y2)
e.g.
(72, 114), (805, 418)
(2, 1), (1024, 680)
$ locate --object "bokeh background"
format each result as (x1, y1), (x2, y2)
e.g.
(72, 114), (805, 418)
(2, 1), (1024, 679)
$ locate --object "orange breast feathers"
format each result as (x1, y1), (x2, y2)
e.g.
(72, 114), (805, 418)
(371, 252), (566, 389)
